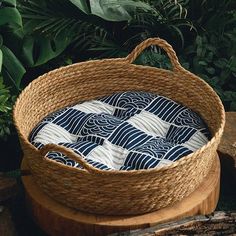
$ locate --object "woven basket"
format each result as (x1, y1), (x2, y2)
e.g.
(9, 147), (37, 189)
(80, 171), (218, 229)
(14, 38), (225, 215)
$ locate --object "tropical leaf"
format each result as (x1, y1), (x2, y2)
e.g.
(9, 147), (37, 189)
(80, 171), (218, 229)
(90, 0), (155, 22)
(35, 35), (70, 66)
(18, 0), (192, 61)
(0, 7), (22, 26)
(0, 35), (3, 72)
(22, 33), (71, 67)
(88, 36), (127, 58)
(69, 0), (90, 14)
(0, 49), (2, 72)
(1, 45), (25, 90)
(22, 36), (34, 66)
(18, 0), (111, 62)
(2, 0), (16, 7)
(18, 0), (82, 65)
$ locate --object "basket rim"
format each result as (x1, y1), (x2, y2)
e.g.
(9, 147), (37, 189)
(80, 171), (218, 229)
(13, 58), (226, 175)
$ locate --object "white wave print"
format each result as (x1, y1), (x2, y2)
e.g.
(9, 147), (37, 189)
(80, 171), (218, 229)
(128, 110), (169, 137)
(33, 123), (77, 145)
(87, 140), (128, 169)
(182, 131), (209, 151)
(73, 100), (114, 114)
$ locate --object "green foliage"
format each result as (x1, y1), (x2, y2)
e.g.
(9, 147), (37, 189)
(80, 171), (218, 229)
(89, 0), (155, 22)
(182, 33), (236, 111)
(182, 0), (236, 111)
(68, 0), (90, 14)
(18, 0), (97, 64)
(0, 0), (235, 141)
(13, 0), (236, 114)
(0, 0), (25, 92)
(17, 0), (75, 67)
(1, 44), (25, 89)
(0, 7), (22, 26)
(18, 0), (192, 63)
(22, 35), (71, 67)
(2, 169), (21, 178)
(0, 77), (13, 139)
(87, 0), (193, 56)
(0, 0), (26, 140)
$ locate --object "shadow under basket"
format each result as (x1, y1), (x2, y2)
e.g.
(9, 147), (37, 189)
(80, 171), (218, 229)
(13, 38), (225, 216)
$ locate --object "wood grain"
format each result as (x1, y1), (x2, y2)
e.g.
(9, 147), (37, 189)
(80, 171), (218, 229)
(112, 211), (236, 235)
(0, 206), (17, 236)
(21, 153), (220, 236)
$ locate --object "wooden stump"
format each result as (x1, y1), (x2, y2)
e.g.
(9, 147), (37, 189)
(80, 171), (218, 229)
(112, 211), (236, 235)
(21, 153), (220, 236)
(218, 112), (236, 182)
(0, 206), (17, 236)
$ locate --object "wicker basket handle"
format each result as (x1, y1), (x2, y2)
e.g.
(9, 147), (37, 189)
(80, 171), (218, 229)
(39, 144), (100, 174)
(125, 37), (183, 71)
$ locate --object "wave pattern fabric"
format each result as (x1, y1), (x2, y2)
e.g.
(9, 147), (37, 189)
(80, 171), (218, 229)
(29, 91), (211, 171)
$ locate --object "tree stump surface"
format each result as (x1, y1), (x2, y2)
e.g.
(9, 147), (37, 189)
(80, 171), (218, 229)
(218, 112), (236, 181)
(110, 211), (236, 235)
(0, 206), (17, 236)
(21, 153), (220, 236)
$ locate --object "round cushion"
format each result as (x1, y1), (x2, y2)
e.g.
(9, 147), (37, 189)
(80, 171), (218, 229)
(29, 91), (210, 170)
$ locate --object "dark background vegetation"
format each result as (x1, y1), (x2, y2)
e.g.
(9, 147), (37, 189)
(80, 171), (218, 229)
(0, 0), (235, 175)
(1, 0), (236, 143)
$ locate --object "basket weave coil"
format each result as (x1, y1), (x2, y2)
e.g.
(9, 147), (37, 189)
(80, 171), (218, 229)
(13, 38), (225, 215)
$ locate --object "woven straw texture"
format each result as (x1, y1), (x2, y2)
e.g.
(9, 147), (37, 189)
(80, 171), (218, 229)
(13, 38), (225, 215)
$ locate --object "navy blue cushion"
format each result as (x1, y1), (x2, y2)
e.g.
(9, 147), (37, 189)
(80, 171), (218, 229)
(30, 91), (210, 170)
